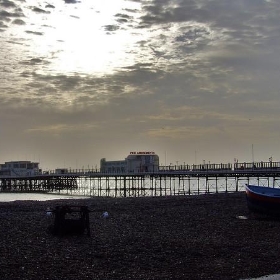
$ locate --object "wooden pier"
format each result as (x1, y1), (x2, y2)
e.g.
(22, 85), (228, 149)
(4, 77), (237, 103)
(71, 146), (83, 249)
(1, 167), (280, 197)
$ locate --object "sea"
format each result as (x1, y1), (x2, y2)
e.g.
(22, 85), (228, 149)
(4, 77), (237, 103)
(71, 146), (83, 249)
(0, 192), (90, 202)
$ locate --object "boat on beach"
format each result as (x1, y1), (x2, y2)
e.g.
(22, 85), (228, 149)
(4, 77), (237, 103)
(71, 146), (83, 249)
(245, 184), (280, 216)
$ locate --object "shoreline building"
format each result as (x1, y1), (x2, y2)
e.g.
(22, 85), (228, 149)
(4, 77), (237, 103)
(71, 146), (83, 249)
(100, 152), (159, 173)
(0, 161), (41, 177)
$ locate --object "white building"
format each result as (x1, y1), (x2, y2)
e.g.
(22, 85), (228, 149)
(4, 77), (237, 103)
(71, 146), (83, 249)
(0, 161), (41, 177)
(100, 158), (127, 173)
(100, 152), (159, 173)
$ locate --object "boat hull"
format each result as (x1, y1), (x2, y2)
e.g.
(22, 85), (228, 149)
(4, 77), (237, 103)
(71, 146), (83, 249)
(245, 185), (280, 216)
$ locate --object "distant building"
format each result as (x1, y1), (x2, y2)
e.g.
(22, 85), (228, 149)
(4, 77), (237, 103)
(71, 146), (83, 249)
(0, 161), (41, 177)
(55, 168), (68, 174)
(100, 158), (126, 173)
(100, 152), (159, 173)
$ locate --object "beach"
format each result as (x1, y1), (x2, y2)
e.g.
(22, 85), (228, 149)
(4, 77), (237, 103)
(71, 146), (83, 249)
(1, 192), (280, 280)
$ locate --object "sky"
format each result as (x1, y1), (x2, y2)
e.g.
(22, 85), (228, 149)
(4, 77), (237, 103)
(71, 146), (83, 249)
(1, 0), (280, 171)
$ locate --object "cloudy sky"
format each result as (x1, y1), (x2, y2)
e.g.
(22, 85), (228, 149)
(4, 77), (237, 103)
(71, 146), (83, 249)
(1, 0), (280, 170)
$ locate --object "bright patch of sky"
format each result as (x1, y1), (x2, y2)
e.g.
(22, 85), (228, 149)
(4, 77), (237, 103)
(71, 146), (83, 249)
(5, 0), (144, 76)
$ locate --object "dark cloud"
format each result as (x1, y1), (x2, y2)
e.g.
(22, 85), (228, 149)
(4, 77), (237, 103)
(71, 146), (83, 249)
(25, 30), (44, 35)
(0, 21), (8, 28)
(64, 0), (81, 4)
(114, 13), (132, 24)
(103, 25), (119, 32)
(116, 18), (128, 24)
(45, 4), (55, 9)
(115, 13), (132, 20)
(20, 58), (49, 65)
(139, 1), (203, 26)
(0, 0), (16, 8)
(0, 9), (23, 18)
(12, 18), (25, 25)
(31, 6), (50, 14)
(175, 28), (207, 42)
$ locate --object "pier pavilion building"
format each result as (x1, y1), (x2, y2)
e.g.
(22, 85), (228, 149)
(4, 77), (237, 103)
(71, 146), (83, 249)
(0, 161), (41, 176)
(100, 152), (159, 173)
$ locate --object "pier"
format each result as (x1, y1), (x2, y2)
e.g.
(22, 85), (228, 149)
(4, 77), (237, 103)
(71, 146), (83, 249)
(1, 164), (280, 197)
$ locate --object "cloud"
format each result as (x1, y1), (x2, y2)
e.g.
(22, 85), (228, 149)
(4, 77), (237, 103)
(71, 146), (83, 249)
(25, 30), (44, 35)
(31, 7), (50, 14)
(103, 24), (120, 32)
(12, 19), (25, 25)
(0, 0), (16, 8)
(1, 0), (280, 168)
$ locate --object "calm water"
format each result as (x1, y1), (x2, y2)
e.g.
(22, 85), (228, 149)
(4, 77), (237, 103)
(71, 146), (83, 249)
(0, 193), (90, 202)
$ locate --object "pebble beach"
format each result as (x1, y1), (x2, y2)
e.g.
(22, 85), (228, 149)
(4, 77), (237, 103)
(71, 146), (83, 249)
(1, 192), (280, 280)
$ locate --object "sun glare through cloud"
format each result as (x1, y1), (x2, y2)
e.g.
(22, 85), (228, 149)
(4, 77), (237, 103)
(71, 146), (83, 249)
(10, 0), (143, 76)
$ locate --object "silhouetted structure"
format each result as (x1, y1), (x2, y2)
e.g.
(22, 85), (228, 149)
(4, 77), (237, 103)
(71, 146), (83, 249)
(48, 205), (90, 236)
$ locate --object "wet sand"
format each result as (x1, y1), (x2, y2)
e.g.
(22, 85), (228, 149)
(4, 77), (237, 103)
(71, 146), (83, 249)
(1, 192), (280, 280)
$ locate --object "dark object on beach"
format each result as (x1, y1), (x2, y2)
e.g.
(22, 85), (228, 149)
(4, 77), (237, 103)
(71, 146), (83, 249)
(48, 205), (90, 236)
(245, 184), (280, 216)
